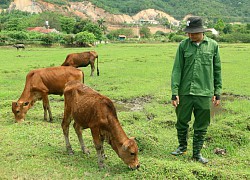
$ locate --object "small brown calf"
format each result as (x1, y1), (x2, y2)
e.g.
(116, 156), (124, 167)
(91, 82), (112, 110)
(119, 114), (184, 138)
(62, 81), (140, 169)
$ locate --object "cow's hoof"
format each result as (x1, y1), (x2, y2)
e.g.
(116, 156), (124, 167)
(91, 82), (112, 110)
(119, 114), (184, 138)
(98, 164), (105, 170)
(83, 149), (90, 155)
(102, 154), (107, 159)
(67, 148), (74, 155)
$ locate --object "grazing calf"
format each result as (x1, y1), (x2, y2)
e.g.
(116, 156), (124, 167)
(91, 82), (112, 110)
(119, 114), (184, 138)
(12, 66), (84, 123)
(13, 44), (25, 50)
(61, 51), (99, 76)
(62, 81), (140, 169)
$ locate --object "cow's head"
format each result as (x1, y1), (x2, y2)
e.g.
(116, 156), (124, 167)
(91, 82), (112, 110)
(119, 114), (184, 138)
(119, 137), (140, 170)
(12, 101), (30, 123)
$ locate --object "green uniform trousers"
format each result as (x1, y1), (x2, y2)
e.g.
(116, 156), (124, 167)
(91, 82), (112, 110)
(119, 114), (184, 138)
(175, 95), (211, 131)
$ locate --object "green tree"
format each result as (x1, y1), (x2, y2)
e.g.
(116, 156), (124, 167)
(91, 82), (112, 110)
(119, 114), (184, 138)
(62, 34), (75, 45)
(97, 18), (107, 34)
(0, 0), (12, 9)
(139, 26), (151, 38)
(7, 31), (29, 41)
(75, 31), (96, 46)
(73, 19), (90, 34)
(33, 11), (62, 31)
(60, 16), (75, 34)
(5, 18), (27, 31)
(41, 34), (54, 45)
(82, 23), (102, 41)
(223, 24), (233, 34)
(214, 19), (225, 32)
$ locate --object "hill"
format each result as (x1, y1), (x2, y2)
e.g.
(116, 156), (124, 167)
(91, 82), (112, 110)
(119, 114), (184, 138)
(0, 0), (249, 23)
(89, 0), (250, 22)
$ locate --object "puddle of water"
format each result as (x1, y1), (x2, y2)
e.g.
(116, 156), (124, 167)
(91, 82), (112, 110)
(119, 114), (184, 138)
(211, 104), (225, 117)
(114, 102), (132, 112)
(211, 93), (250, 117)
(113, 101), (143, 112)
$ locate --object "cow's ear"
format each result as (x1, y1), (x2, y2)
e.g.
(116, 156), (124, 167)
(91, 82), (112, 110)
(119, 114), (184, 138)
(130, 137), (136, 141)
(23, 102), (29, 106)
(122, 140), (130, 151)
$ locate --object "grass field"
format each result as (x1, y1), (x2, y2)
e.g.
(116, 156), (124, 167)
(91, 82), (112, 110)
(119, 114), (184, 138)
(0, 43), (249, 179)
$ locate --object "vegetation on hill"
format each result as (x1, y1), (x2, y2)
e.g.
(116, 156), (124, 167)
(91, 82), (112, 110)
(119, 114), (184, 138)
(0, 0), (11, 9)
(0, 10), (250, 46)
(88, 0), (250, 22)
(0, 0), (249, 23)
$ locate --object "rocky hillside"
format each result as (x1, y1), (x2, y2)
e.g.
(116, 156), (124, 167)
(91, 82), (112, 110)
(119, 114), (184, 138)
(5, 0), (180, 25)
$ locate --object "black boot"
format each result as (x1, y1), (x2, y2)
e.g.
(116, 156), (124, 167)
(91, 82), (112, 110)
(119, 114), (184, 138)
(192, 130), (209, 164)
(171, 129), (188, 156)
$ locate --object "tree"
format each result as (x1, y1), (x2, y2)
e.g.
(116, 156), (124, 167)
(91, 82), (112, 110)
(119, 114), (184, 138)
(214, 19), (225, 32)
(73, 19), (90, 34)
(97, 18), (107, 34)
(5, 18), (27, 31)
(7, 31), (29, 41)
(60, 16), (75, 34)
(33, 11), (62, 31)
(62, 34), (75, 45)
(75, 31), (96, 46)
(41, 34), (54, 45)
(139, 26), (151, 38)
(223, 24), (233, 34)
(82, 23), (103, 41)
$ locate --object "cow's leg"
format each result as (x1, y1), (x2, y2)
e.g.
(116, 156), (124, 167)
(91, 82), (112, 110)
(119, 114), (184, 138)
(42, 94), (52, 122)
(100, 135), (107, 159)
(73, 122), (90, 155)
(91, 127), (105, 169)
(61, 111), (73, 155)
(90, 61), (95, 76)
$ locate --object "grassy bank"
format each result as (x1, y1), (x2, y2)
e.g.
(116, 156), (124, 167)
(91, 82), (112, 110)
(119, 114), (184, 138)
(0, 43), (249, 179)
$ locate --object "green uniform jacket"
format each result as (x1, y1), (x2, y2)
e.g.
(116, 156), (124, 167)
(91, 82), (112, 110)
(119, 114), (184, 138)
(171, 35), (222, 97)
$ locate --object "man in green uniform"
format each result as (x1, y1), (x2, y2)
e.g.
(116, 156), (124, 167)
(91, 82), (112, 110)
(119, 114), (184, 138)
(171, 16), (222, 164)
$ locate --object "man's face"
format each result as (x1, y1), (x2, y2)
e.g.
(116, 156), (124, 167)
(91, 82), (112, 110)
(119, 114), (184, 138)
(188, 32), (203, 43)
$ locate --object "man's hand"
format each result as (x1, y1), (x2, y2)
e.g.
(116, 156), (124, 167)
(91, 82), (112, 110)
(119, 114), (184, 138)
(212, 96), (220, 106)
(172, 96), (179, 107)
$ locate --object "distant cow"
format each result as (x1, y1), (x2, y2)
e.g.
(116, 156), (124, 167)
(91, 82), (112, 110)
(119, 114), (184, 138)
(61, 51), (99, 76)
(12, 66), (84, 123)
(62, 81), (140, 169)
(13, 44), (25, 50)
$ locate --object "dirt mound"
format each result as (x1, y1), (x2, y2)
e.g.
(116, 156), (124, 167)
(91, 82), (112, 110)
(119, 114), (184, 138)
(7, 0), (180, 25)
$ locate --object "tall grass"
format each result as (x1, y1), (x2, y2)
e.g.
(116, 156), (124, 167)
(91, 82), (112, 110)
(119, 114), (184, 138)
(0, 43), (249, 179)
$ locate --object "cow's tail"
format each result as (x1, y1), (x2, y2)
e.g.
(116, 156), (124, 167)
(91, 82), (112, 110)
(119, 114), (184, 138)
(81, 71), (84, 84)
(96, 55), (100, 76)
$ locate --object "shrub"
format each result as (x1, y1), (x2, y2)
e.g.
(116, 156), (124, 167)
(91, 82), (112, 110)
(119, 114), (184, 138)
(219, 33), (250, 43)
(170, 34), (186, 42)
(6, 31), (29, 41)
(62, 34), (75, 45)
(41, 34), (54, 45)
(75, 31), (96, 46)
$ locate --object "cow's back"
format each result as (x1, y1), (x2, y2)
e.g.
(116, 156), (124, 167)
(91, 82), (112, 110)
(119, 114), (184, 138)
(64, 81), (117, 129)
(31, 66), (83, 95)
(63, 52), (92, 67)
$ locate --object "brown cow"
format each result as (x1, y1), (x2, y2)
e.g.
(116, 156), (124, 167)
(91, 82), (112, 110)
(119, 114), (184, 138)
(61, 51), (99, 76)
(62, 81), (140, 170)
(12, 66), (84, 123)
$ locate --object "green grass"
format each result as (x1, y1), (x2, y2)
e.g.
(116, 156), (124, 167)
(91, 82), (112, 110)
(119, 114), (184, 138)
(0, 43), (249, 179)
